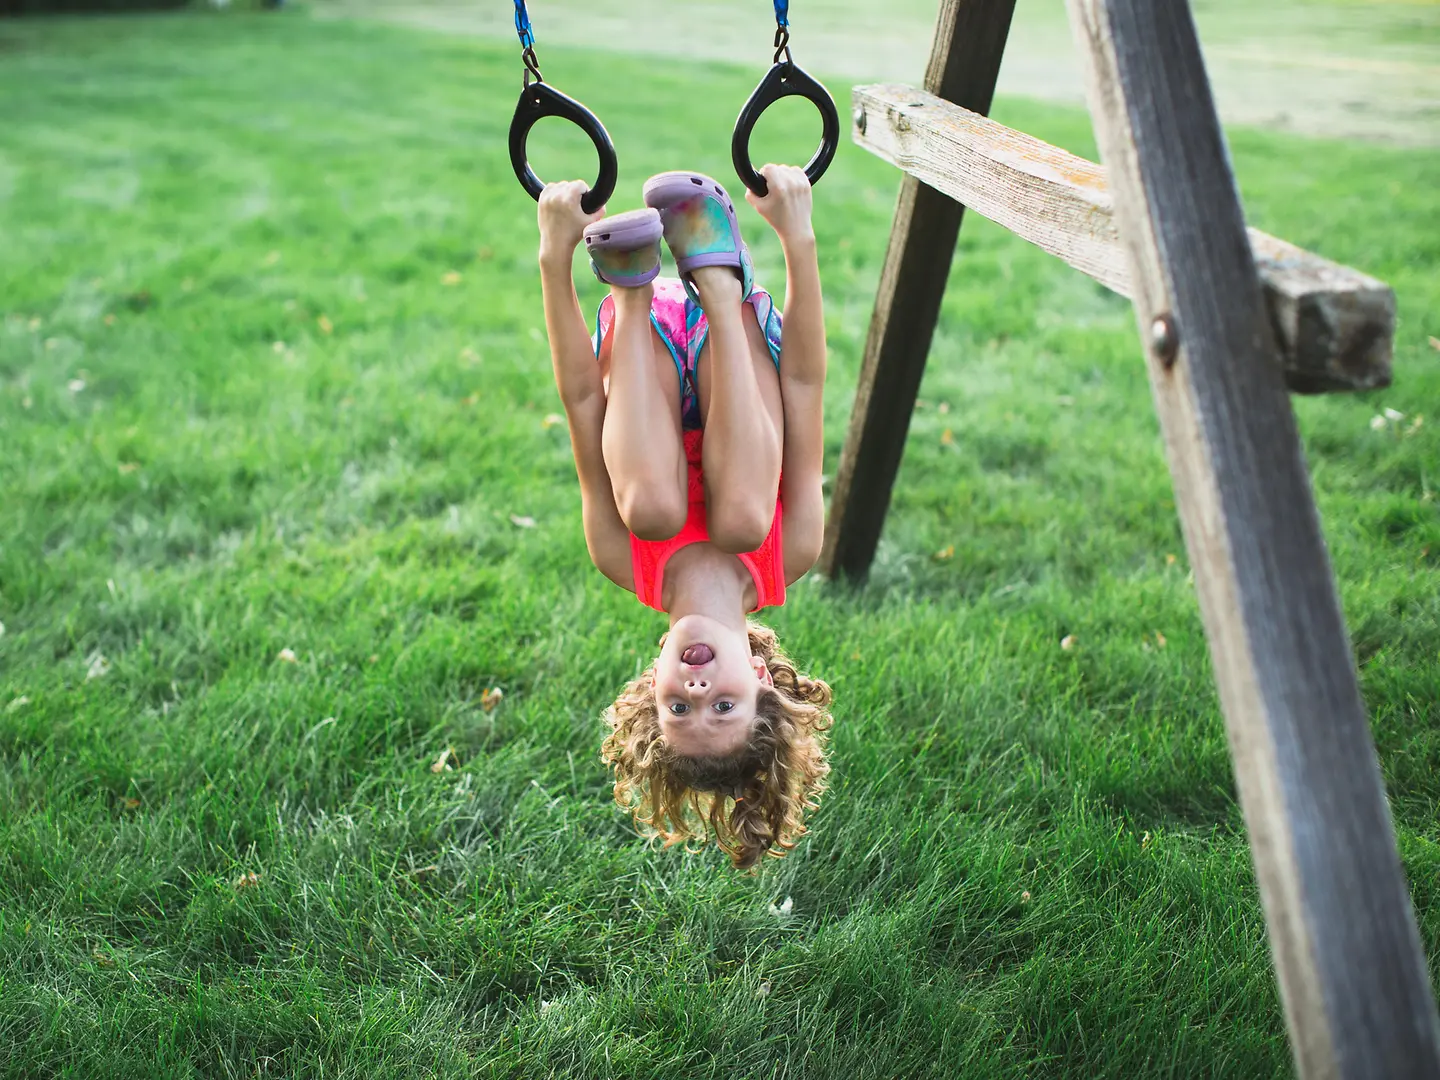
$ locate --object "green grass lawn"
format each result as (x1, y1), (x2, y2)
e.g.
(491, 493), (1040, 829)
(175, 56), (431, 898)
(2, 10), (1438, 1079)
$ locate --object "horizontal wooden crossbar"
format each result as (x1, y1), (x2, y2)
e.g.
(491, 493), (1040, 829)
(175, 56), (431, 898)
(852, 84), (1395, 393)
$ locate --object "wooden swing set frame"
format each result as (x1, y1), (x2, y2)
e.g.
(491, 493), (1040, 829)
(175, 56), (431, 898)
(823, 2), (1440, 1075)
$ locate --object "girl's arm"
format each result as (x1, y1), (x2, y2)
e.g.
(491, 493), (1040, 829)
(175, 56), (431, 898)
(537, 182), (635, 592)
(746, 166), (827, 583)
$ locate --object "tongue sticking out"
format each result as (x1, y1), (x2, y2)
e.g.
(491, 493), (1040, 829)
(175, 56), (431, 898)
(681, 644), (714, 667)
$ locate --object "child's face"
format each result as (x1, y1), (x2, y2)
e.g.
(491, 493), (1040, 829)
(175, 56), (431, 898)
(653, 616), (773, 757)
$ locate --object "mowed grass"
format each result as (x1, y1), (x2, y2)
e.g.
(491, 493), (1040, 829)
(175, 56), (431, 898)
(1, 11), (1438, 1079)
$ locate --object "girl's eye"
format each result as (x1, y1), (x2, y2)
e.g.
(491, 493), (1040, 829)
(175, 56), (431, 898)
(668, 703), (690, 716)
(714, 701), (734, 714)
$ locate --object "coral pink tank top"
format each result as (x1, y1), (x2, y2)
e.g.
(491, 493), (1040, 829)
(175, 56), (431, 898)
(631, 428), (786, 613)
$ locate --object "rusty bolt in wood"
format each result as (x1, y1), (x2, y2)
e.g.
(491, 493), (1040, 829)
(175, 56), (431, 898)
(1151, 313), (1179, 368)
(854, 106), (867, 135)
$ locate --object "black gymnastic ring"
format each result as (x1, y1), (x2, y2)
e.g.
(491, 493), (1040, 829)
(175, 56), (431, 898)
(731, 60), (839, 197)
(509, 80), (617, 215)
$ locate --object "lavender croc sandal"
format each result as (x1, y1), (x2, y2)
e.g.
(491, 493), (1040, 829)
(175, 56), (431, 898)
(583, 208), (663, 287)
(642, 171), (754, 305)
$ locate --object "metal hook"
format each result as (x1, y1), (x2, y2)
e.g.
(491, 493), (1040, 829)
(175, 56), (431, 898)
(521, 45), (543, 88)
(772, 25), (792, 65)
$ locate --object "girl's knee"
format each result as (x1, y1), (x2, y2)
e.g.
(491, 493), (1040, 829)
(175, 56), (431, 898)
(617, 483), (687, 542)
(708, 496), (773, 554)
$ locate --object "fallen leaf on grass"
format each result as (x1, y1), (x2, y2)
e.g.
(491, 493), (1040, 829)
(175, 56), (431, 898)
(940, 428), (954, 446)
(317, 315), (333, 335)
(123, 798), (141, 810)
(509, 514), (536, 529)
(441, 271), (463, 286)
(1429, 336), (1440, 352)
(1021, 890), (1032, 904)
(6, 696), (30, 713)
(85, 654), (111, 681)
(1386, 407), (1405, 422)
(68, 379), (86, 394)
(1141, 831), (1152, 850)
(276, 648), (298, 664)
(1165, 553), (1177, 567)
(93, 949), (115, 968)
(1060, 635), (1077, 651)
(234, 872), (261, 890)
(431, 747), (455, 773)
(757, 981), (772, 998)
(1154, 631), (1167, 649)
(938, 401), (950, 415)
(933, 545), (955, 561)
(542, 413), (565, 430)
(481, 687), (504, 711)
(368, 654), (379, 664)
(768, 896), (794, 916)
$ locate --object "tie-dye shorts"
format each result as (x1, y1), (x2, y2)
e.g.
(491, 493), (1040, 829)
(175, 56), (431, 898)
(592, 277), (783, 432)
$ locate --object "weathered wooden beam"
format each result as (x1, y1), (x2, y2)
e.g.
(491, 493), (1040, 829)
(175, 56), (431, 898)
(818, 0), (1018, 582)
(851, 83), (1395, 393)
(1066, 1), (1440, 1077)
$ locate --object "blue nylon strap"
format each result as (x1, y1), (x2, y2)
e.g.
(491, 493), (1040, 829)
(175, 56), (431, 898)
(514, 0), (535, 48)
(774, 0), (788, 27)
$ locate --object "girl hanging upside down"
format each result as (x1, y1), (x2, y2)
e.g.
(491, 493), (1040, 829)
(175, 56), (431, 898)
(536, 166), (834, 869)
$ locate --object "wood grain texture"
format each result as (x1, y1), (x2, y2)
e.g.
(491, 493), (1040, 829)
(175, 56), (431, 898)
(1066, 1), (1440, 1077)
(818, 0), (1018, 581)
(851, 83), (1395, 393)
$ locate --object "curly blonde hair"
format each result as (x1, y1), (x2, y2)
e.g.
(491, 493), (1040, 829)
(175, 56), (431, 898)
(600, 622), (833, 870)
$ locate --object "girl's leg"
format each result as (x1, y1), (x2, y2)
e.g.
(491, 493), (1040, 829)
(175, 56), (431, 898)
(601, 282), (688, 541)
(691, 267), (784, 553)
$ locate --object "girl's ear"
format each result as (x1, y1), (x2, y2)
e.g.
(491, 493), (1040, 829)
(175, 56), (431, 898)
(752, 655), (774, 687)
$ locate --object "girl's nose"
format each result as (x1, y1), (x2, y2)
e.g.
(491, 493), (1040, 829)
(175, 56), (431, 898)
(686, 678), (707, 690)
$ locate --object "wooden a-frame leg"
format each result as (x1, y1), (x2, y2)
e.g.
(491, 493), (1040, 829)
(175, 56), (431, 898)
(819, 0), (1018, 581)
(1067, 1), (1440, 1076)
